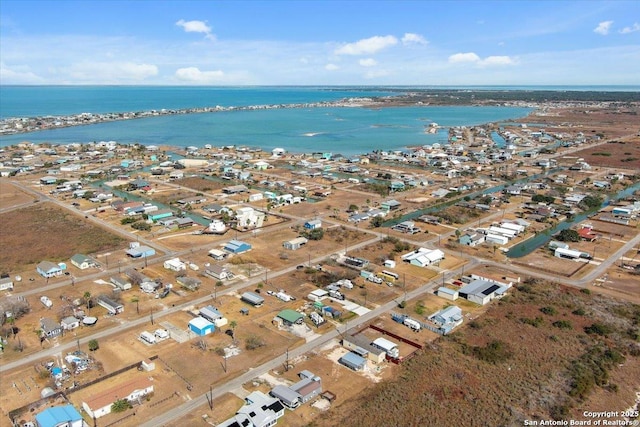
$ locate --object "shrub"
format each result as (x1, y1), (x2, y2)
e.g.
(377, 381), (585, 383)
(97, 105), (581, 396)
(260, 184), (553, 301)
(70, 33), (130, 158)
(245, 335), (266, 350)
(468, 340), (513, 364)
(552, 320), (573, 329)
(572, 308), (586, 316)
(540, 306), (557, 316)
(584, 323), (612, 336)
(521, 317), (544, 327)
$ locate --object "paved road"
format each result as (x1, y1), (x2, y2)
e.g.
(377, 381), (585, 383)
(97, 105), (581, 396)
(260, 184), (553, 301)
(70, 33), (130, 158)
(139, 259), (477, 427)
(0, 234), (381, 373)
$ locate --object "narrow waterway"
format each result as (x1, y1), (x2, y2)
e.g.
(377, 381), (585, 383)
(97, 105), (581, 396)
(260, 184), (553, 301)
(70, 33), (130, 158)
(506, 181), (640, 258)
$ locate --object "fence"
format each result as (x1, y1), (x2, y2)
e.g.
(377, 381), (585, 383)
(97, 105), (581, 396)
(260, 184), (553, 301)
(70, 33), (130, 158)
(66, 355), (158, 395)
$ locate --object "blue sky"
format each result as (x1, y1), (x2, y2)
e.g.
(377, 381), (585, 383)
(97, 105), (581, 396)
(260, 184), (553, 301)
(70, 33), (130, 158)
(1, 0), (639, 85)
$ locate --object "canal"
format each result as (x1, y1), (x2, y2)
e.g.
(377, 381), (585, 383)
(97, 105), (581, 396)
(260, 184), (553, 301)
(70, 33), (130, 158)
(506, 181), (640, 258)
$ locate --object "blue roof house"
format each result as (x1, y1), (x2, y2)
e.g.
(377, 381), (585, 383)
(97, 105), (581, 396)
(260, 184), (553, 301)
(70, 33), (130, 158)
(35, 404), (83, 427)
(37, 261), (66, 278)
(189, 317), (215, 336)
(223, 240), (252, 254)
(304, 219), (322, 230)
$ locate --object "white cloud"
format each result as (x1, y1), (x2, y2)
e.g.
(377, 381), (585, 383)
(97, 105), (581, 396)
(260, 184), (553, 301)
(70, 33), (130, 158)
(364, 69), (390, 79)
(67, 61), (158, 82)
(325, 63), (339, 71)
(448, 52), (481, 63)
(481, 56), (515, 66)
(335, 35), (397, 55)
(594, 20), (613, 35)
(448, 52), (515, 67)
(401, 33), (428, 45)
(359, 58), (377, 67)
(176, 19), (215, 40)
(0, 62), (44, 84)
(620, 23), (640, 34)
(175, 67), (224, 83)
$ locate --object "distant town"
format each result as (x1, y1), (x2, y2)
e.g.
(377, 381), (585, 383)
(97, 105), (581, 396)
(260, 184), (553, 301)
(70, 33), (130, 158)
(1, 95), (639, 427)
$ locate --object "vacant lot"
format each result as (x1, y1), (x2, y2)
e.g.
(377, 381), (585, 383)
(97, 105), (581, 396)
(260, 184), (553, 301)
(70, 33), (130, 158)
(0, 203), (126, 273)
(0, 180), (36, 210)
(314, 280), (640, 426)
(571, 139), (640, 169)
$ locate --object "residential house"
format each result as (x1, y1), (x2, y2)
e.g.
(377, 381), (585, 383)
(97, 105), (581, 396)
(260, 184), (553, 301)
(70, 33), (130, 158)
(342, 334), (386, 364)
(274, 309), (304, 327)
(60, 316), (80, 331)
(40, 317), (62, 337)
(82, 376), (154, 419)
(459, 232), (485, 247)
(70, 254), (96, 270)
(304, 219), (322, 230)
(37, 261), (65, 278)
(110, 276), (132, 291)
(204, 264), (233, 281)
(381, 199), (401, 211)
(97, 295), (124, 315)
(218, 391), (285, 427)
(176, 276), (201, 291)
(35, 404), (83, 427)
(0, 277), (14, 292)
(163, 258), (186, 272)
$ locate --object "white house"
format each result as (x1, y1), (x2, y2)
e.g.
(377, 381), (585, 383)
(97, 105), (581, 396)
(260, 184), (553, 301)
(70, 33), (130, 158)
(235, 207), (265, 229)
(401, 248), (445, 267)
(82, 377), (154, 419)
(163, 258), (186, 272)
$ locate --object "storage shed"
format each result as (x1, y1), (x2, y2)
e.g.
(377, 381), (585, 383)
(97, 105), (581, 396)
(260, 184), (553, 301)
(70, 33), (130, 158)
(241, 291), (264, 307)
(199, 305), (223, 323)
(224, 240), (252, 254)
(283, 236), (308, 250)
(437, 287), (459, 301)
(339, 351), (367, 371)
(125, 245), (156, 258)
(189, 317), (215, 336)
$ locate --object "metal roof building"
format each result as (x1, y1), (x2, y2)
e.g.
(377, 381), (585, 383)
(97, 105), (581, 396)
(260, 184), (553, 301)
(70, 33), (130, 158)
(241, 291), (264, 307)
(339, 351), (367, 371)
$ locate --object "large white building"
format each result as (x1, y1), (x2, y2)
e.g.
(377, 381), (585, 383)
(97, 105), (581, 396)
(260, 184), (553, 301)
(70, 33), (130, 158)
(235, 207), (265, 229)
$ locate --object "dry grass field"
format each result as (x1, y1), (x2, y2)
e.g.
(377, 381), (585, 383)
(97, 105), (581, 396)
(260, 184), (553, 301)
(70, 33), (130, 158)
(0, 202), (126, 273)
(314, 280), (640, 426)
(0, 179), (36, 210)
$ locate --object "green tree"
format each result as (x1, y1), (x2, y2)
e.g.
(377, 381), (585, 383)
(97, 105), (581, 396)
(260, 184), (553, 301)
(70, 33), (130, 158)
(370, 216), (384, 228)
(557, 229), (580, 242)
(111, 399), (131, 413)
(88, 339), (99, 351)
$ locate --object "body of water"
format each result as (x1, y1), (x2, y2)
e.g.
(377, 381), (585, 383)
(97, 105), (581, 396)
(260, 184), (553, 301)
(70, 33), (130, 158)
(506, 182), (640, 258)
(0, 86), (533, 155)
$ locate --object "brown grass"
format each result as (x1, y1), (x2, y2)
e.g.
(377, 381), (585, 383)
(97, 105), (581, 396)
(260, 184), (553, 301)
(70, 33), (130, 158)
(314, 281), (640, 426)
(0, 202), (126, 273)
